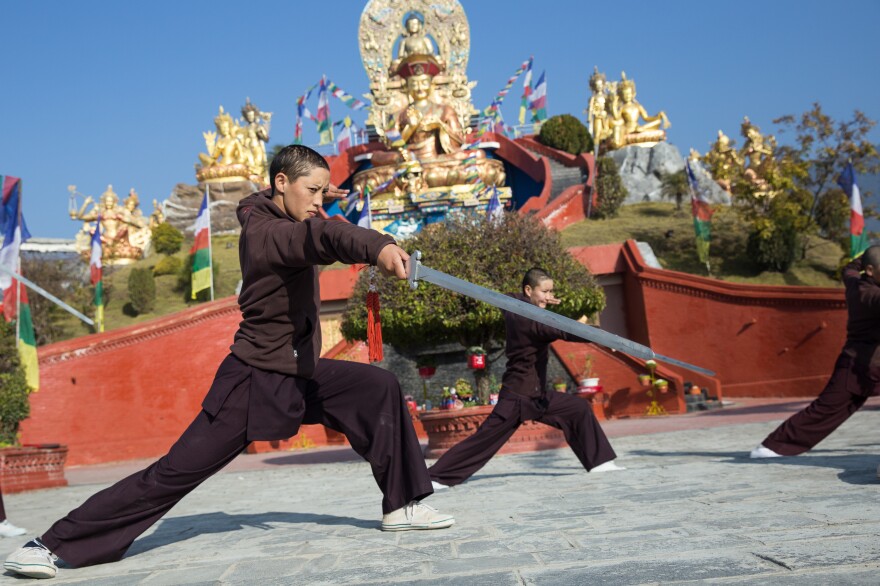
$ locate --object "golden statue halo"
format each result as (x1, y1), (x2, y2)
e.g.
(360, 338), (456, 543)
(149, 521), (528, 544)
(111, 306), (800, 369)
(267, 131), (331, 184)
(358, 0), (470, 85)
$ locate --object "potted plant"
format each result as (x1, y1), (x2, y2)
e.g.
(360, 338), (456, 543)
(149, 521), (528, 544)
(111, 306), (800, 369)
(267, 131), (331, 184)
(466, 346), (487, 370)
(551, 376), (568, 393)
(570, 352), (600, 390)
(452, 378), (479, 407)
(0, 319), (67, 493)
(416, 354), (438, 379)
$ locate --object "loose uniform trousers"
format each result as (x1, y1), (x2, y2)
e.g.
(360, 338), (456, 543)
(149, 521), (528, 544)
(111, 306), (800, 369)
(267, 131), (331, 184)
(428, 389), (616, 487)
(763, 347), (879, 456)
(40, 356), (432, 568)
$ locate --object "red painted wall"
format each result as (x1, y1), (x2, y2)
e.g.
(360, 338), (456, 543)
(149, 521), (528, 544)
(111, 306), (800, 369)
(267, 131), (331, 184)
(21, 239), (847, 466)
(616, 241), (846, 397)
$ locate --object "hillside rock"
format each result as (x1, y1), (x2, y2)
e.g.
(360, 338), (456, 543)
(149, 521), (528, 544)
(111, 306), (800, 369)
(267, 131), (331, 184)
(609, 142), (730, 205)
(163, 180), (260, 235)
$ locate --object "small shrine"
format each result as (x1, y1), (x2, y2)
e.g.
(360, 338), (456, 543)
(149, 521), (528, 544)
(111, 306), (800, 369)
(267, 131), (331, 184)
(68, 185), (164, 264)
(350, 0), (512, 235)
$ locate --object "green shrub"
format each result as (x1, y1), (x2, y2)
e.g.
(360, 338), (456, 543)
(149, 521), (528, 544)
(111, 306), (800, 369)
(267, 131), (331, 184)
(537, 114), (593, 155)
(128, 267), (157, 314)
(153, 255), (183, 276)
(152, 223), (184, 255)
(815, 188), (850, 251)
(0, 319), (31, 446)
(593, 157), (628, 219)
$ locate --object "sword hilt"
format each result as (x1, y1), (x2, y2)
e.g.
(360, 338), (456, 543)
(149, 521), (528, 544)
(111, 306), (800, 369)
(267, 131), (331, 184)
(406, 249), (423, 290)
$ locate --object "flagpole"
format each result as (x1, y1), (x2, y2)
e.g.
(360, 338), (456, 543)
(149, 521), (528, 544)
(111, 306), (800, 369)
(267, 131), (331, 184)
(15, 180), (22, 347)
(207, 184), (214, 301)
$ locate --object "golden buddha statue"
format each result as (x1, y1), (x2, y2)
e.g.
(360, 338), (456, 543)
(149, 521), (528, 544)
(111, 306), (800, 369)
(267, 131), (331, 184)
(587, 67), (611, 152)
(606, 72), (670, 150)
(238, 98), (272, 183)
(355, 0), (510, 233)
(357, 53), (504, 193)
(69, 185), (147, 264)
(702, 130), (743, 192)
(391, 14), (443, 74)
(739, 117), (779, 198)
(149, 199), (166, 229)
(196, 106), (250, 183)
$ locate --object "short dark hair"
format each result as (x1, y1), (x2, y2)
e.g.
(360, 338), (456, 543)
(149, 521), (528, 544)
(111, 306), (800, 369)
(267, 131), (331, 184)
(863, 245), (880, 269)
(522, 267), (551, 292)
(269, 145), (329, 195)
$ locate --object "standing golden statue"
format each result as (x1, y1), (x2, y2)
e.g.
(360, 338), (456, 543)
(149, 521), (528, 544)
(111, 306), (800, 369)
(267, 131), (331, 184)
(69, 185), (153, 264)
(587, 67), (612, 153)
(238, 99), (272, 181)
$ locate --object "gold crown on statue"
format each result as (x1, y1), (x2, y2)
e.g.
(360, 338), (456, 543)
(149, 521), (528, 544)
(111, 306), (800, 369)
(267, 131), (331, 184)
(740, 116), (757, 135)
(214, 106), (234, 127)
(241, 98), (259, 118)
(589, 66), (606, 91)
(619, 71), (635, 93)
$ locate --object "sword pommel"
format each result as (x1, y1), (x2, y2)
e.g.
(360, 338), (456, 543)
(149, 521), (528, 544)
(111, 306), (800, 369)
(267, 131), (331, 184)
(406, 249), (423, 290)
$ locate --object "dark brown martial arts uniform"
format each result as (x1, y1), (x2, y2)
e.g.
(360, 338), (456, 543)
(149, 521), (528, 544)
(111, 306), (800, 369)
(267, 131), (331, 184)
(37, 189), (433, 568)
(761, 256), (880, 455)
(428, 293), (616, 486)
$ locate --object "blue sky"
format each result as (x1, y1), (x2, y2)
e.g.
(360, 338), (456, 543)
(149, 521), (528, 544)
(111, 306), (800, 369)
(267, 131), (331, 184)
(2, 0), (879, 238)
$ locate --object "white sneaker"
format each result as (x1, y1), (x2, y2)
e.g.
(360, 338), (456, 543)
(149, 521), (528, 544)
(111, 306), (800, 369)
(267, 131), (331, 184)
(0, 520), (26, 538)
(591, 460), (626, 472)
(431, 480), (449, 491)
(381, 501), (455, 531)
(750, 445), (782, 459)
(4, 542), (58, 579)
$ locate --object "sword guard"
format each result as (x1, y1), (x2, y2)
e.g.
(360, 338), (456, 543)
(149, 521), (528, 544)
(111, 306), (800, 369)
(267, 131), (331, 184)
(406, 250), (422, 290)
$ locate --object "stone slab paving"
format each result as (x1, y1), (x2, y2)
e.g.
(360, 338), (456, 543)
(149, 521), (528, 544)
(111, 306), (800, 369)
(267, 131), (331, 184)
(1, 400), (877, 585)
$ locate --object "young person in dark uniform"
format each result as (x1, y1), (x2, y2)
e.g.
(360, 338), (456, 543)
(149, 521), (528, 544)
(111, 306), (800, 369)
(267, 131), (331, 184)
(429, 268), (623, 490)
(4, 145), (453, 580)
(751, 246), (880, 464)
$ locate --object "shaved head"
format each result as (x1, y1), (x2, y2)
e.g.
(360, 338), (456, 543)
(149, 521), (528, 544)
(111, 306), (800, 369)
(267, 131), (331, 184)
(863, 245), (880, 269)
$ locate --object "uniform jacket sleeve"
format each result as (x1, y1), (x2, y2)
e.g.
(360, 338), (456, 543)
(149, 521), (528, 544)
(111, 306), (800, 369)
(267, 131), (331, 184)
(263, 217), (394, 268)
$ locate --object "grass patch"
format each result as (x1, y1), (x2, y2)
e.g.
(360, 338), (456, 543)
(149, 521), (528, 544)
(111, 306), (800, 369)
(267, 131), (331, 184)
(561, 203), (844, 288)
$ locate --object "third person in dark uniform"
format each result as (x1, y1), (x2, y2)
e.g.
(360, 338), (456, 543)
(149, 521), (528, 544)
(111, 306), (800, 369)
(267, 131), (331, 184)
(429, 267), (623, 489)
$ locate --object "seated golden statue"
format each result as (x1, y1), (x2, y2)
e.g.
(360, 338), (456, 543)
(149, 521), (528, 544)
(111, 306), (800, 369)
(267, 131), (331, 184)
(606, 72), (670, 149)
(356, 53), (505, 195)
(70, 185), (147, 264)
(196, 106), (250, 183)
(389, 14), (444, 76)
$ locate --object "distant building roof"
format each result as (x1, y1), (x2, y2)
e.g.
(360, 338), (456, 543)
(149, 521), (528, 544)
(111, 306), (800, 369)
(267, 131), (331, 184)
(21, 238), (78, 254)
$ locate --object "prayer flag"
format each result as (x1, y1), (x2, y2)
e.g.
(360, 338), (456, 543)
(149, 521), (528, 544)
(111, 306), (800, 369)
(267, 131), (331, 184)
(337, 117), (353, 152)
(837, 162), (869, 258)
(17, 285), (38, 390)
(1, 176), (30, 321)
(316, 76), (333, 145)
(518, 57), (533, 125)
(357, 184), (372, 229)
(90, 215), (104, 332)
(485, 186), (504, 225)
(190, 189), (213, 300)
(686, 160), (714, 266)
(530, 71), (547, 122)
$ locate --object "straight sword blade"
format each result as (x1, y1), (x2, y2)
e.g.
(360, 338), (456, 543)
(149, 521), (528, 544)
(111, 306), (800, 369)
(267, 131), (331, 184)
(406, 250), (715, 377)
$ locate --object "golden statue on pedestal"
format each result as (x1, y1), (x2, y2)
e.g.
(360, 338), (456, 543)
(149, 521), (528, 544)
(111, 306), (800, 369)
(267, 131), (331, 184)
(354, 0), (510, 232)
(195, 100), (272, 185)
(69, 184), (156, 264)
(589, 68), (670, 152)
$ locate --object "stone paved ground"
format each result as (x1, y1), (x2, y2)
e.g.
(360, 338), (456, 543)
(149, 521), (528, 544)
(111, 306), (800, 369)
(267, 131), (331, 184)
(1, 398), (878, 585)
